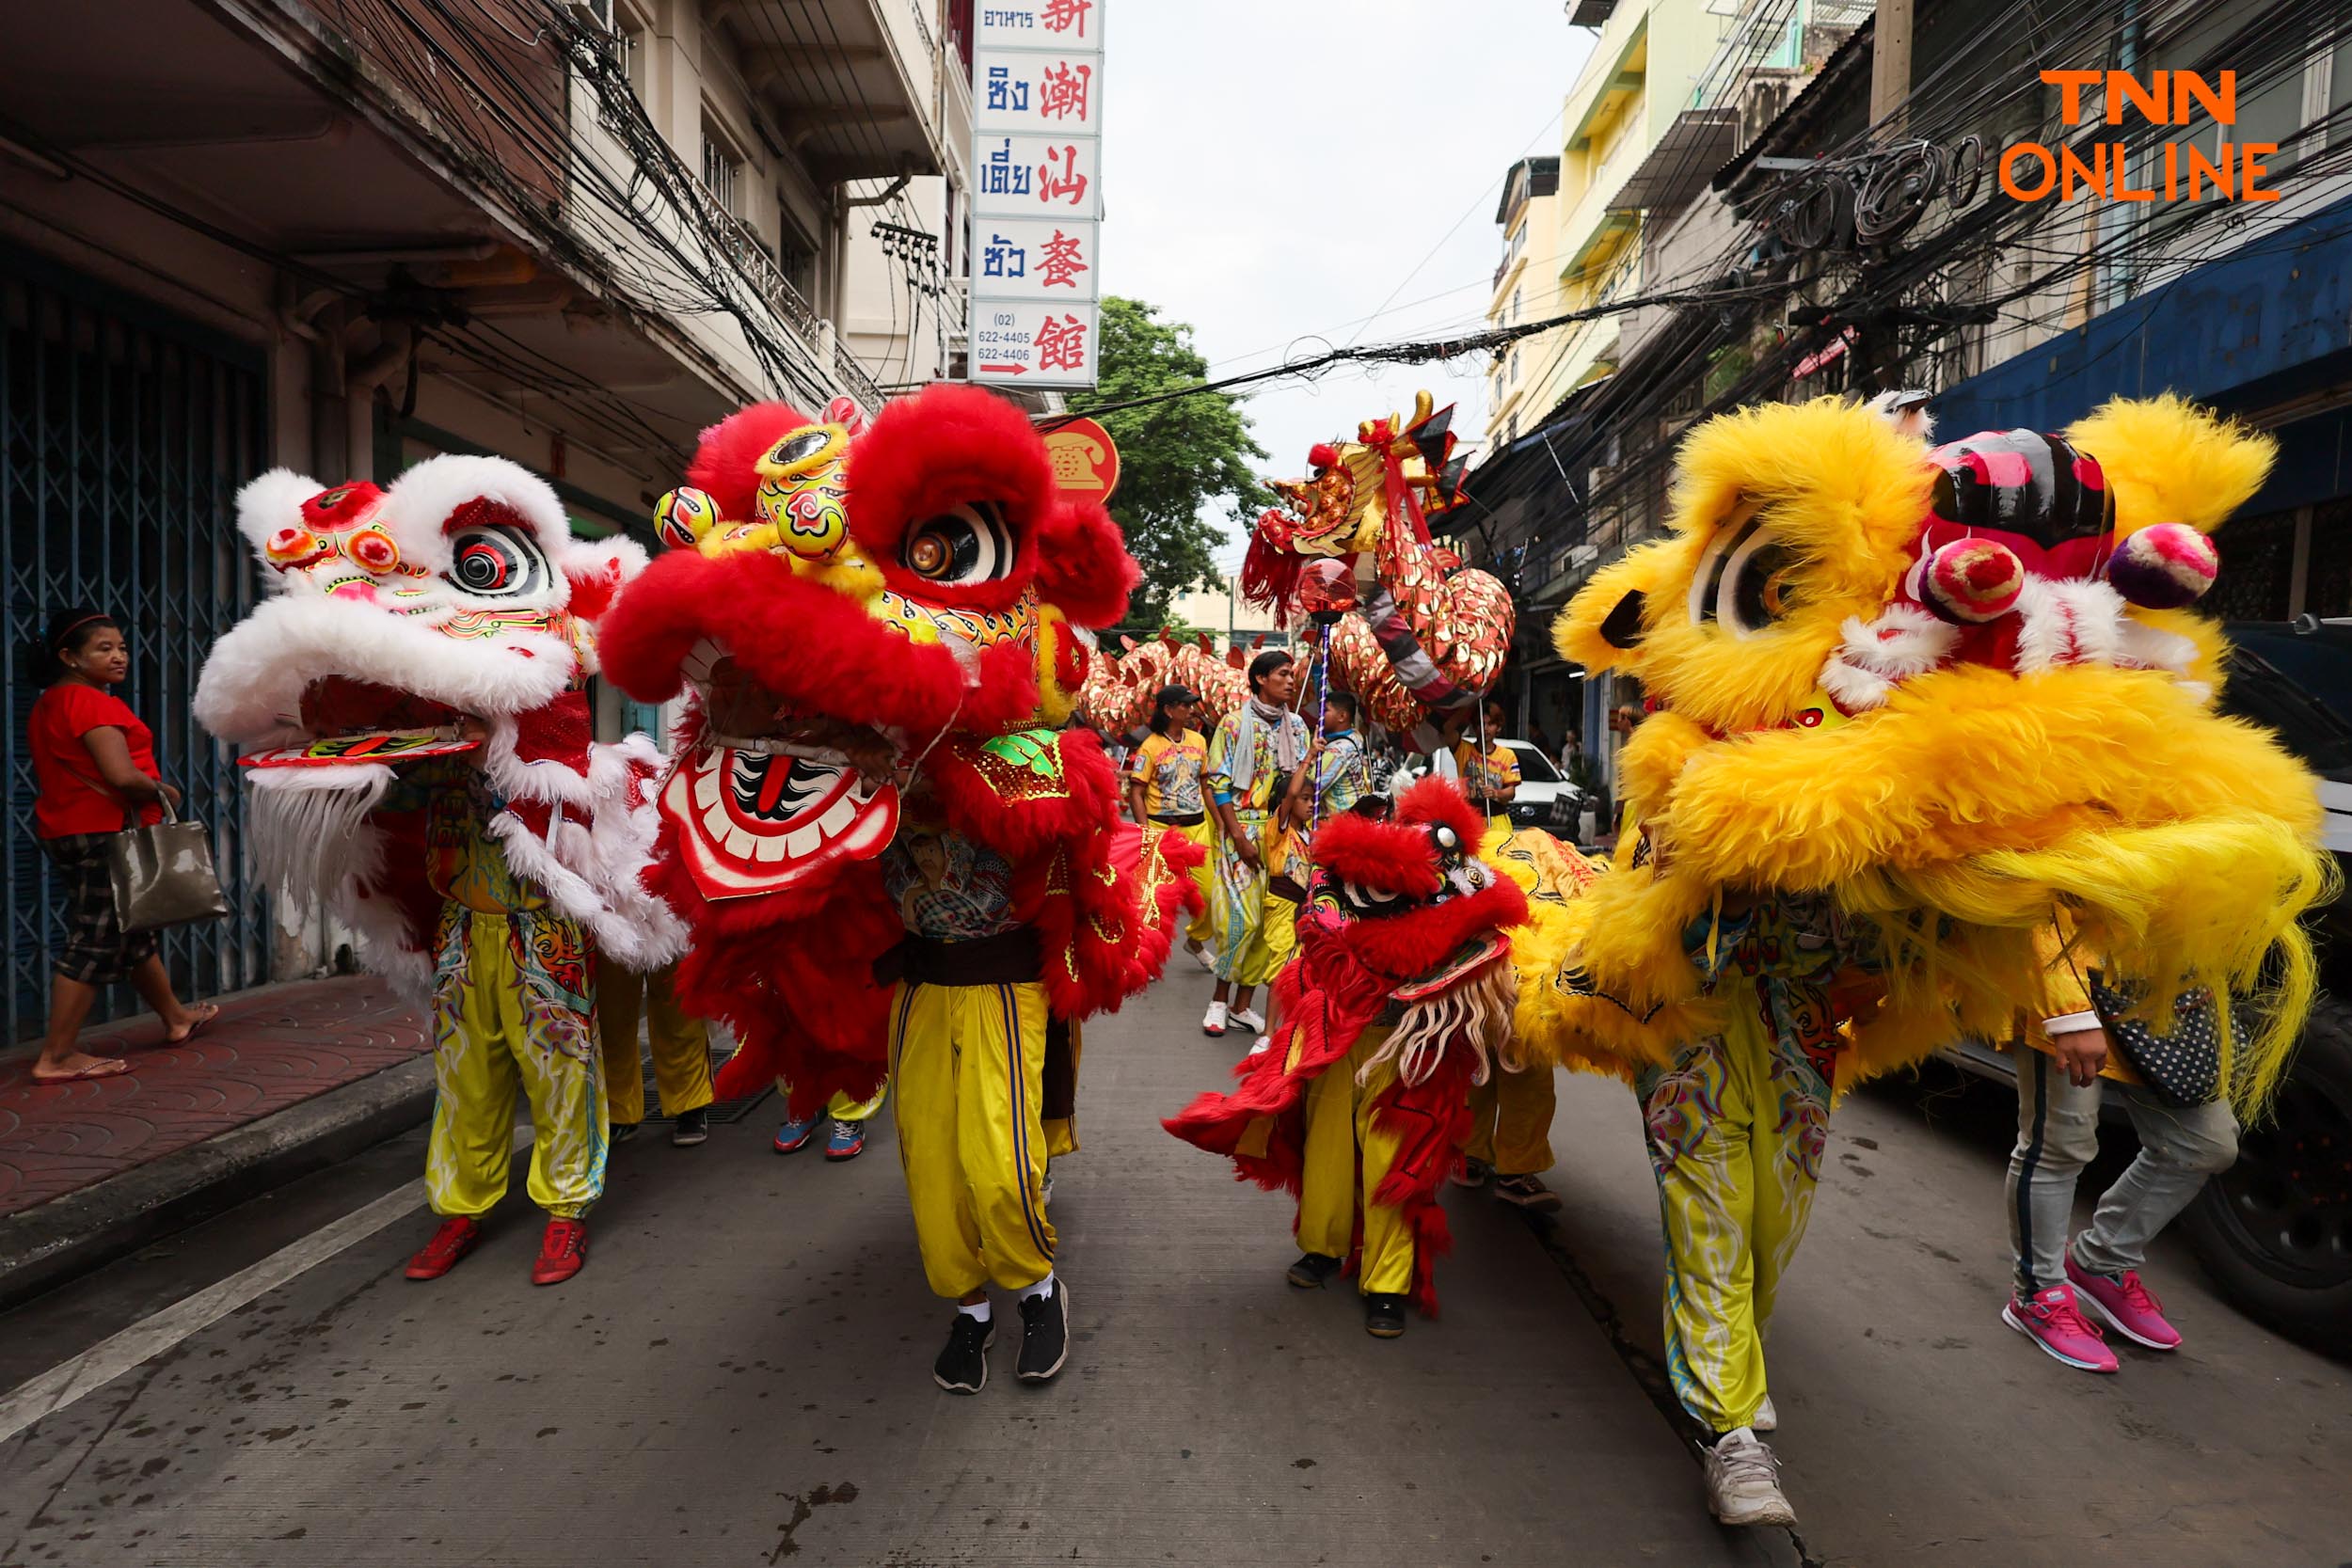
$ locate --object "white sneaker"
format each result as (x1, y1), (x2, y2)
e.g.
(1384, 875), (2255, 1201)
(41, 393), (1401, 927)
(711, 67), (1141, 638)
(1187, 941), (1216, 973)
(1230, 1006), (1266, 1034)
(1754, 1395), (1777, 1433)
(1201, 1001), (1228, 1037)
(1703, 1430), (1796, 1528)
(1248, 1035), (1272, 1056)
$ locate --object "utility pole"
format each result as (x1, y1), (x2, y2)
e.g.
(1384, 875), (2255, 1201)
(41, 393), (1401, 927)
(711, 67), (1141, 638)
(1869, 0), (1915, 133)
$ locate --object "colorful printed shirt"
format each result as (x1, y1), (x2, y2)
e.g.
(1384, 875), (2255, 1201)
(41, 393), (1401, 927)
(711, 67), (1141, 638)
(882, 797), (1020, 942)
(1206, 708), (1311, 818)
(385, 760), (546, 913)
(1453, 739), (1521, 806)
(1272, 732), (1374, 887)
(1128, 728), (1208, 819)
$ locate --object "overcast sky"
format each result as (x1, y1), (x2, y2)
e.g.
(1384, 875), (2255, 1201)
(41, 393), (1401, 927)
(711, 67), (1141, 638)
(1103, 3), (1595, 573)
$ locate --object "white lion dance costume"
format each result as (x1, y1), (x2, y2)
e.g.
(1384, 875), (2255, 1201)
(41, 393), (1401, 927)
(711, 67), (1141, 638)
(196, 458), (678, 1285)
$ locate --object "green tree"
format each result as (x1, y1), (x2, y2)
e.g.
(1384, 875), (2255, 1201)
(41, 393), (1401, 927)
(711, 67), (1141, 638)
(1068, 296), (1272, 627)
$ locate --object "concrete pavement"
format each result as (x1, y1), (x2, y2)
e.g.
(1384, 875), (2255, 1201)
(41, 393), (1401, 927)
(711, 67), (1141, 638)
(0, 974), (1769, 1568)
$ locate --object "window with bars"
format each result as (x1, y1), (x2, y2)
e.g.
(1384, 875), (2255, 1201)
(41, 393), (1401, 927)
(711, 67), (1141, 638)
(701, 120), (742, 214)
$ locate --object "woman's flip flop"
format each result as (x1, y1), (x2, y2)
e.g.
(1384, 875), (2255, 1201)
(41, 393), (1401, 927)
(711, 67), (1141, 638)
(31, 1056), (131, 1084)
(166, 1002), (222, 1045)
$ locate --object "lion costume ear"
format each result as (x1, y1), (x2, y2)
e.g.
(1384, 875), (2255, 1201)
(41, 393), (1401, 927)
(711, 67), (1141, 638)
(1034, 497), (1138, 627)
(234, 468), (328, 566)
(1556, 546), (1671, 674)
(560, 536), (648, 623)
(2066, 394), (2276, 537)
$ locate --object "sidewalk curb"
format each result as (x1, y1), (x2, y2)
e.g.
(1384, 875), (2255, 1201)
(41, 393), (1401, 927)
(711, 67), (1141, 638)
(0, 1056), (437, 1313)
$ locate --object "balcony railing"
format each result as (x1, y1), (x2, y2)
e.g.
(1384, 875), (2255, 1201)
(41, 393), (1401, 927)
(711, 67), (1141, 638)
(834, 338), (886, 411)
(713, 207), (824, 345)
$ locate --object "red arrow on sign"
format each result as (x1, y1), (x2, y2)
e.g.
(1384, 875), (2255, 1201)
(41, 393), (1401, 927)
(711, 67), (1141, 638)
(978, 363), (1027, 375)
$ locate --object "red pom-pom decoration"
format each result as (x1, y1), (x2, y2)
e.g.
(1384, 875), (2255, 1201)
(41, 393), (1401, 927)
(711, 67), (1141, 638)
(1921, 536), (2025, 624)
(1308, 443), (1340, 470)
(2104, 522), (2217, 610)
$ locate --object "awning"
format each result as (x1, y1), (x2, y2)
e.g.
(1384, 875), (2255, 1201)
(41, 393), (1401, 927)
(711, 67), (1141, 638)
(1611, 108), (1740, 214)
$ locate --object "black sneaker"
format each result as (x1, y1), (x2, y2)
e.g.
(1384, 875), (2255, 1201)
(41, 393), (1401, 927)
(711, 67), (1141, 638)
(671, 1108), (709, 1148)
(1493, 1173), (1561, 1211)
(933, 1312), (994, 1394)
(610, 1121), (642, 1145)
(1016, 1280), (1070, 1383)
(1285, 1252), (1343, 1290)
(1364, 1293), (1408, 1338)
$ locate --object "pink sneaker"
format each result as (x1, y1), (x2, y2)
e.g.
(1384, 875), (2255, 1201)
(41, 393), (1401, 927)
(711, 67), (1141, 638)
(2066, 1256), (2182, 1351)
(2002, 1284), (2118, 1372)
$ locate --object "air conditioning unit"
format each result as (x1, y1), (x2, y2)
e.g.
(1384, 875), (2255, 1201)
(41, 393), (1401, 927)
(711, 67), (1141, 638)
(567, 0), (615, 33)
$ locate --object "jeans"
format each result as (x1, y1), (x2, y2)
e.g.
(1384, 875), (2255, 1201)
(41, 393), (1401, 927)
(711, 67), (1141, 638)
(2007, 1050), (2239, 1296)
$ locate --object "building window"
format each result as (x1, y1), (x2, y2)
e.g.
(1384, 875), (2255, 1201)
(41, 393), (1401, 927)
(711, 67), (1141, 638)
(614, 21), (645, 99)
(701, 119), (743, 214)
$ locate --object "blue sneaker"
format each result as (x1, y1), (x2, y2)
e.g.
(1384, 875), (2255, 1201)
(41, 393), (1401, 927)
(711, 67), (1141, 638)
(773, 1113), (820, 1154)
(823, 1117), (867, 1162)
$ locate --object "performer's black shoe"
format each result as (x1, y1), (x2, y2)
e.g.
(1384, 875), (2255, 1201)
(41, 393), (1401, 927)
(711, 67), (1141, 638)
(1286, 1252), (1343, 1290)
(670, 1108), (709, 1148)
(1016, 1280), (1070, 1383)
(933, 1313), (994, 1395)
(1363, 1293), (1408, 1338)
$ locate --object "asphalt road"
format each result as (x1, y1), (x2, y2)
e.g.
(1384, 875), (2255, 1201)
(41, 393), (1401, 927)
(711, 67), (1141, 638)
(0, 971), (2344, 1567)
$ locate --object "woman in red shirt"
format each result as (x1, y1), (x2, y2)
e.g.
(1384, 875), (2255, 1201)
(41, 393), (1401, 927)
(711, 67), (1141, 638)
(24, 608), (217, 1082)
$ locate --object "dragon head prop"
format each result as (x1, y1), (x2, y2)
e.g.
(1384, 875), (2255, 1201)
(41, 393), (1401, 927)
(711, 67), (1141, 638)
(597, 384), (1137, 913)
(194, 456), (673, 990)
(1544, 394), (2330, 1105)
(1237, 391), (1511, 749)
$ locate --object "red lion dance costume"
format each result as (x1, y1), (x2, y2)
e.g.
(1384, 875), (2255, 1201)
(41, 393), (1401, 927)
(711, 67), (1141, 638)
(599, 385), (1198, 1393)
(1165, 778), (1528, 1336)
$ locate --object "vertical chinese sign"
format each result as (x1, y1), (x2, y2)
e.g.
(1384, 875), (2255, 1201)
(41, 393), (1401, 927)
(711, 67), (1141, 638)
(969, 1), (1103, 388)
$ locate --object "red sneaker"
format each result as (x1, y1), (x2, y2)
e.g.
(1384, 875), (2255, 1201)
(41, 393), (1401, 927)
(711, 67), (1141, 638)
(404, 1215), (483, 1280)
(532, 1217), (589, 1286)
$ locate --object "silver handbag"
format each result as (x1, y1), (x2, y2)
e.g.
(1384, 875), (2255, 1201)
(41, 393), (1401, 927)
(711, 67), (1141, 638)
(105, 795), (230, 934)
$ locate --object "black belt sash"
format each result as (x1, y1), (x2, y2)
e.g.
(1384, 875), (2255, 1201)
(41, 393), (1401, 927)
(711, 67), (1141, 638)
(875, 925), (1043, 988)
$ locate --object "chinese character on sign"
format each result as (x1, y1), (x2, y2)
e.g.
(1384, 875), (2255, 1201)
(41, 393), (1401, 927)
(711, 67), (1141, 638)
(983, 233), (1028, 278)
(1037, 312), (1089, 373)
(985, 66), (1030, 114)
(982, 139), (1032, 198)
(1037, 61), (1091, 122)
(1041, 0), (1091, 37)
(1037, 230), (1088, 289)
(1036, 145), (1089, 206)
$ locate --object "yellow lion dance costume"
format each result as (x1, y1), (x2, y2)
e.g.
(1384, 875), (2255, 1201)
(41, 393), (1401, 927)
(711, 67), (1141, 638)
(1514, 393), (2330, 1462)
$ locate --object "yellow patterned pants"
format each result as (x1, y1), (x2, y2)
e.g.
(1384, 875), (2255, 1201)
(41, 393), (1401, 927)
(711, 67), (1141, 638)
(1165, 816), (1216, 947)
(1295, 1027), (1414, 1297)
(1634, 1009), (1828, 1435)
(427, 908), (609, 1221)
(890, 979), (1056, 1298)
(1209, 812), (1279, 987)
(597, 961), (713, 1125)
(1467, 1062), (1557, 1177)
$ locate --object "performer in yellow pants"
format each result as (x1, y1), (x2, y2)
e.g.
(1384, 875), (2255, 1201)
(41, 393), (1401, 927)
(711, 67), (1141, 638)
(425, 907), (608, 1225)
(1463, 1065), (1560, 1208)
(891, 978), (1055, 1299)
(1290, 1027), (1413, 1302)
(1632, 894), (1858, 1445)
(597, 960), (714, 1144)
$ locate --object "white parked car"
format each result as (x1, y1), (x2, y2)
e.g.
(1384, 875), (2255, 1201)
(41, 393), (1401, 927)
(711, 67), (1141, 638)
(1389, 737), (1589, 838)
